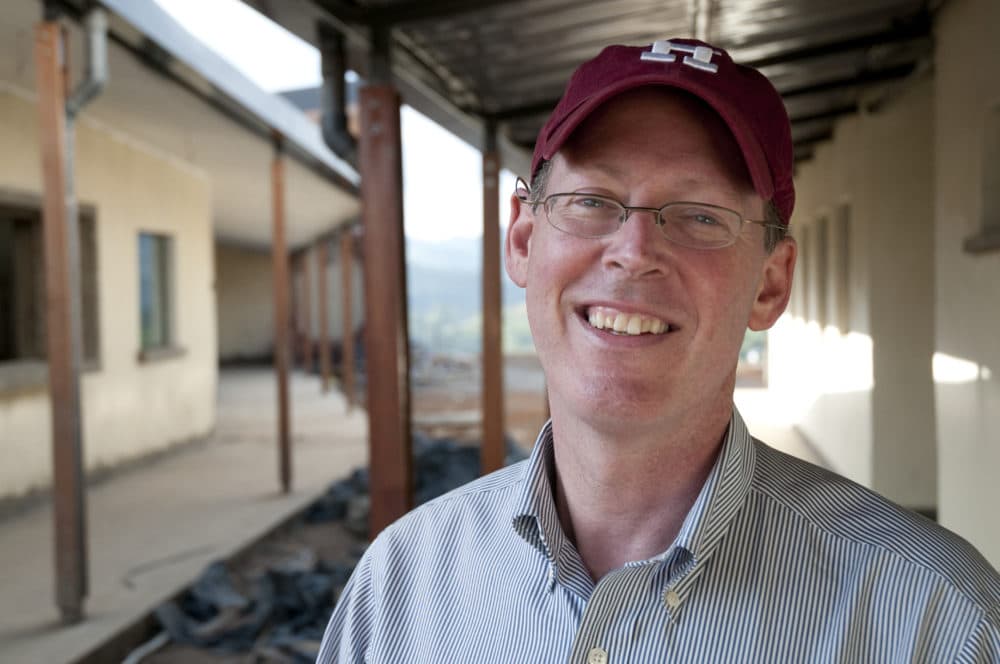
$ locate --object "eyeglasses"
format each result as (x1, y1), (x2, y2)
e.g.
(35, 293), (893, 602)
(515, 177), (782, 250)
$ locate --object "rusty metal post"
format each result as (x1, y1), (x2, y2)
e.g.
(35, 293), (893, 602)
(317, 238), (331, 392)
(301, 249), (313, 371)
(359, 82), (412, 536)
(339, 230), (355, 411)
(271, 137), (292, 493)
(36, 18), (87, 625)
(481, 128), (504, 474)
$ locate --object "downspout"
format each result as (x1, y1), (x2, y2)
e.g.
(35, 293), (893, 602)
(63, 6), (108, 379)
(318, 22), (357, 165)
(67, 7), (108, 117)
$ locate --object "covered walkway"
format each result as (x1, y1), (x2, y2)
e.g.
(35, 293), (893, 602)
(0, 368), (366, 664)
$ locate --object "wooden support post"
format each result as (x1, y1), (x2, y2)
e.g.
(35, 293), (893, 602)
(301, 249), (313, 372)
(340, 230), (355, 411)
(318, 238), (331, 392)
(481, 135), (504, 474)
(271, 138), (292, 493)
(359, 84), (412, 536)
(36, 19), (87, 625)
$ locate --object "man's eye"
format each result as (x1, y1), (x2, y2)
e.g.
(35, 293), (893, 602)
(575, 197), (608, 209)
(677, 207), (721, 225)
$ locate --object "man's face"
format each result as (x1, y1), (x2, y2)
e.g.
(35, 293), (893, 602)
(505, 88), (795, 434)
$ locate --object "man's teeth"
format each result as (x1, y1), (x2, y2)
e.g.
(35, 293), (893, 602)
(587, 309), (669, 335)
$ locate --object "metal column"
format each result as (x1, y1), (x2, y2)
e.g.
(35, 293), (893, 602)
(36, 18), (87, 625)
(300, 249), (313, 371)
(271, 138), (292, 493)
(481, 128), (504, 474)
(318, 238), (331, 392)
(340, 230), (355, 411)
(359, 81), (412, 536)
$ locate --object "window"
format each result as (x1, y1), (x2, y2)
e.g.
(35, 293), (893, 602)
(832, 204), (851, 332)
(138, 232), (173, 351)
(965, 104), (1000, 253)
(0, 198), (99, 372)
(796, 224), (810, 319)
(811, 216), (829, 329)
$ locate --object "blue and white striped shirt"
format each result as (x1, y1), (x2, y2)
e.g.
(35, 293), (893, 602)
(317, 410), (1000, 663)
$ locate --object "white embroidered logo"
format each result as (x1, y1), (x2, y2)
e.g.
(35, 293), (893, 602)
(640, 40), (721, 73)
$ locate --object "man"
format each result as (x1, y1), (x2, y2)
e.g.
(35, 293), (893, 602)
(318, 39), (999, 663)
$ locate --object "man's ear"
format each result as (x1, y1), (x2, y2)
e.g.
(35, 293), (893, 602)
(504, 192), (534, 288)
(748, 236), (796, 331)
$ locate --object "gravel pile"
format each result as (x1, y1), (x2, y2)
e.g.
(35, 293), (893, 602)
(142, 433), (526, 663)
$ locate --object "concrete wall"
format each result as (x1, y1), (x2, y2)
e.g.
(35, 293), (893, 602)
(770, 80), (937, 510)
(216, 242), (364, 363)
(216, 244), (274, 361)
(0, 88), (216, 498)
(933, 0), (1000, 564)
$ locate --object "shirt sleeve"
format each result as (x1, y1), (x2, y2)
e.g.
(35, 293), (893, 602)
(953, 614), (1000, 664)
(315, 550), (375, 664)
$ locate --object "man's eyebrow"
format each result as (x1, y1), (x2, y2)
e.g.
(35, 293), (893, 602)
(573, 165), (744, 200)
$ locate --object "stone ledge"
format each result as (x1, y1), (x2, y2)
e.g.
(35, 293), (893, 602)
(136, 345), (187, 364)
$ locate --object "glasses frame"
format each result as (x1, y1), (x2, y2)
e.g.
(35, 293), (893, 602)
(514, 176), (784, 249)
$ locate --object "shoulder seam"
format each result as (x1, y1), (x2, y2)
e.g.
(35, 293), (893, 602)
(747, 482), (992, 618)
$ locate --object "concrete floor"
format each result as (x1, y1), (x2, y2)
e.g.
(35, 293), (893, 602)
(0, 368), (367, 664)
(0, 366), (818, 664)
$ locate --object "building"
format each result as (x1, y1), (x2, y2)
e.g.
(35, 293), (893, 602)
(0, 0), (361, 503)
(768, 0), (1000, 565)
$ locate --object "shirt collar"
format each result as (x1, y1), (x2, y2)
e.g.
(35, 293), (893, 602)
(511, 408), (757, 570)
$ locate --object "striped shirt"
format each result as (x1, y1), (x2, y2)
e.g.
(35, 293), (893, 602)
(317, 410), (1000, 663)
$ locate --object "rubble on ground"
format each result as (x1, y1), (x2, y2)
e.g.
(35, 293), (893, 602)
(143, 433), (526, 663)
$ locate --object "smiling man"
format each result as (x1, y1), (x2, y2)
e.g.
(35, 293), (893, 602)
(317, 39), (999, 663)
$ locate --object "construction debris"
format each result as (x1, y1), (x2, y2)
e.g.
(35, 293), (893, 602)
(143, 433), (526, 662)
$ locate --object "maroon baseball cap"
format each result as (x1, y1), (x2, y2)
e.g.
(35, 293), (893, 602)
(531, 38), (795, 223)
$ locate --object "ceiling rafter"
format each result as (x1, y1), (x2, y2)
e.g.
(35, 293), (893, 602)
(312, 0), (529, 28)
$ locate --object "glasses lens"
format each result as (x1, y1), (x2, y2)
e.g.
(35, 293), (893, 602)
(546, 194), (623, 238)
(660, 203), (740, 248)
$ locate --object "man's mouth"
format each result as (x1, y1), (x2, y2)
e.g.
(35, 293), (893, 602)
(585, 306), (674, 336)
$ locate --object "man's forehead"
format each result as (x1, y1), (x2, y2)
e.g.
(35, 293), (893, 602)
(530, 40), (795, 223)
(552, 88), (757, 195)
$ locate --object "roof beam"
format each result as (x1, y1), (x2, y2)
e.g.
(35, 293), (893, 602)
(779, 62), (916, 99)
(373, 0), (527, 26)
(312, 0), (527, 27)
(740, 16), (931, 69)
(790, 103), (859, 125)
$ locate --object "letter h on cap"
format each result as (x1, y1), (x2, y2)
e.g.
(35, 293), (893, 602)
(641, 40), (720, 73)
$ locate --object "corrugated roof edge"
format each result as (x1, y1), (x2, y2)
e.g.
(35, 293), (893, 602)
(98, 0), (360, 189)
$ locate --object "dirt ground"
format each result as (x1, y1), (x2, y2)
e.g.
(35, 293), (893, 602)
(138, 355), (548, 663)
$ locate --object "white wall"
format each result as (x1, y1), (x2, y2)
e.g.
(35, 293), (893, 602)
(216, 244), (274, 361)
(0, 89), (216, 498)
(933, 0), (1000, 565)
(216, 241), (364, 363)
(770, 80), (937, 509)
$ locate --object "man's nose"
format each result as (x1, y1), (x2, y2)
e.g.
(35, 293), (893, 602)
(603, 208), (671, 277)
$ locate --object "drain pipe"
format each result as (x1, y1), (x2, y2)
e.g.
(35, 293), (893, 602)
(64, 5), (108, 382)
(318, 22), (357, 165)
(67, 7), (108, 118)
(63, 5), (109, 588)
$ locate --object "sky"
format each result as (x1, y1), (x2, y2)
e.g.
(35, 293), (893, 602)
(153, 0), (515, 243)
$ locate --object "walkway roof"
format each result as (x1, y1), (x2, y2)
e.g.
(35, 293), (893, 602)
(1, 0), (360, 250)
(244, 0), (934, 167)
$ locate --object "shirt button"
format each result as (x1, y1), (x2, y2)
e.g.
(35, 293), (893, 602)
(587, 646), (608, 664)
(664, 590), (681, 609)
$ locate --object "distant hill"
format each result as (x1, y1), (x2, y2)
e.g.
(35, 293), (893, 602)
(405, 236), (532, 355)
